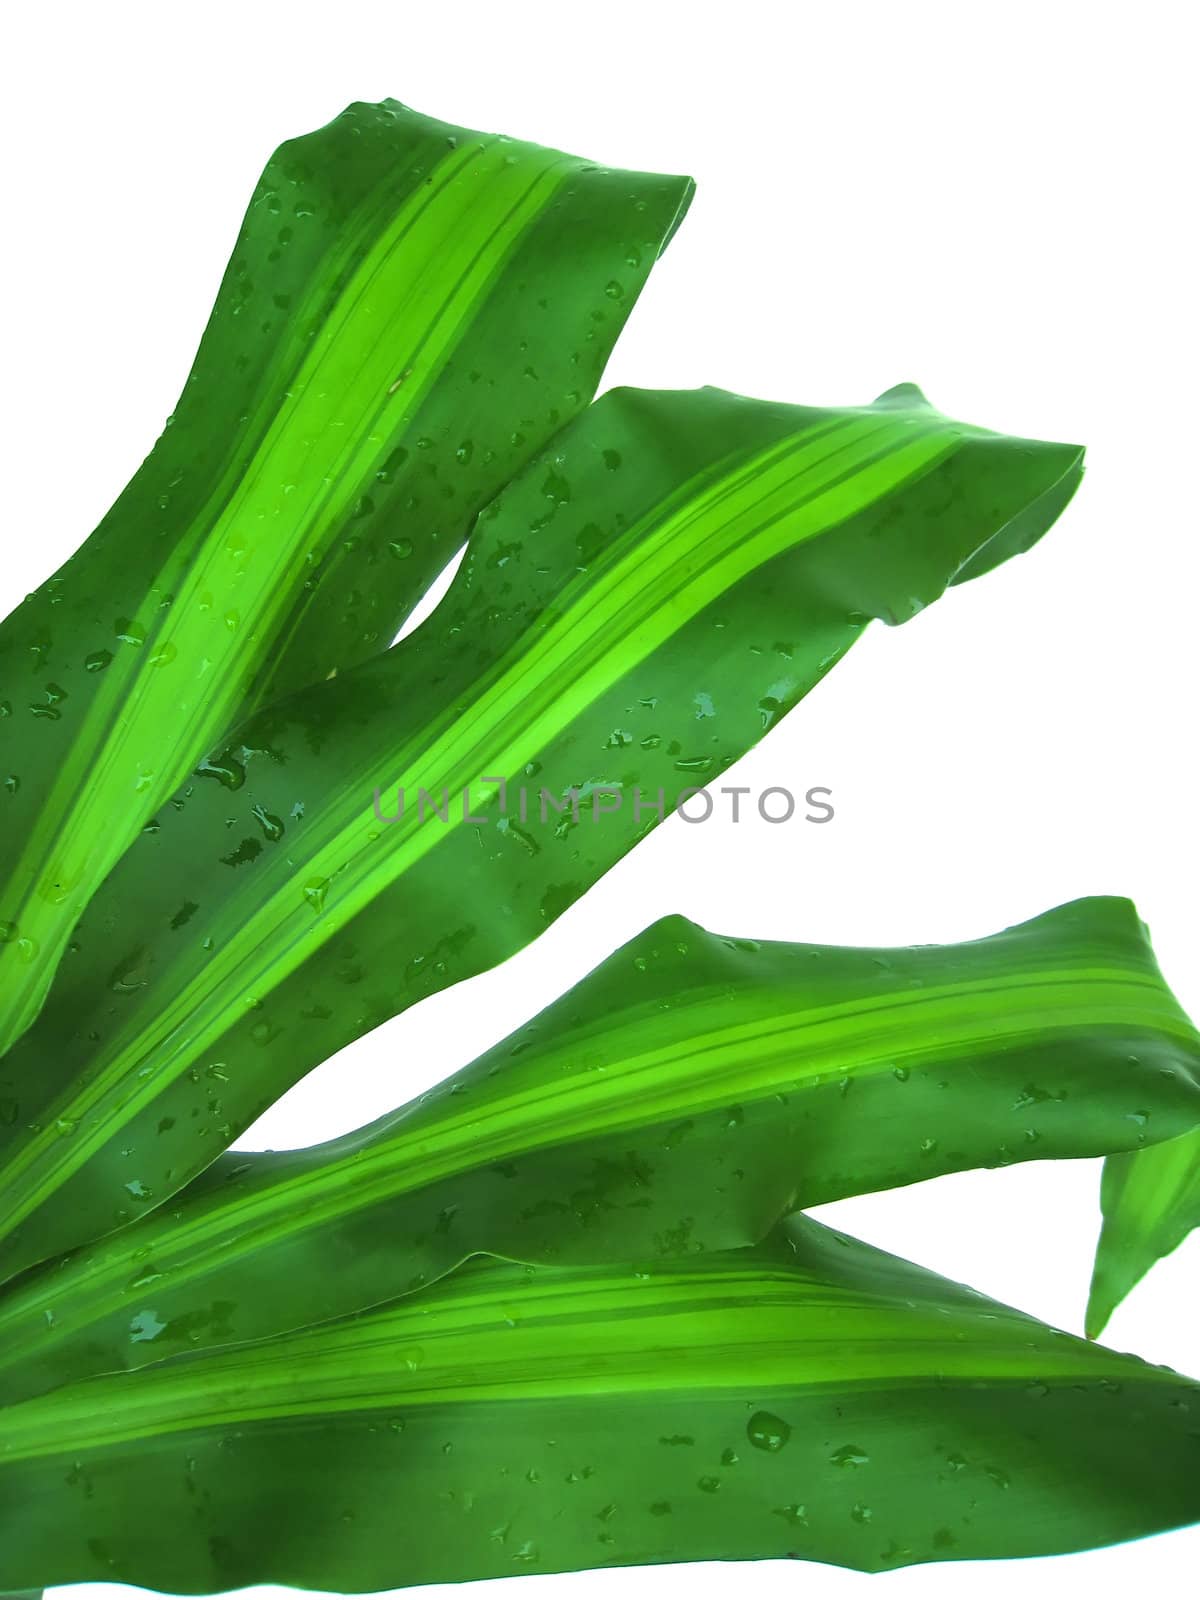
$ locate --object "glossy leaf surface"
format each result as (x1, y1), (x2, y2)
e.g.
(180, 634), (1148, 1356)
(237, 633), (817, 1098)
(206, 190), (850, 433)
(1087, 1128), (1200, 1336)
(1, 1215), (1197, 1592)
(0, 98), (691, 1053)
(2, 896), (1197, 1403)
(0, 383), (1084, 1278)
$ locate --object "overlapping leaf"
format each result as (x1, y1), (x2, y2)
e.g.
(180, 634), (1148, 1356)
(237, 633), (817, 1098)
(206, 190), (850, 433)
(2, 895), (1197, 1403)
(0, 98), (691, 1052)
(2, 1213), (1198, 1593)
(0, 384), (1085, 1279)
(1087, 1129), (1200, 1336)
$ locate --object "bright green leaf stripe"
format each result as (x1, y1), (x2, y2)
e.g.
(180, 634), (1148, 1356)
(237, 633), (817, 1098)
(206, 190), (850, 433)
(2, 896), (1195, 1405)
(1086, 1127), (1200, 1336)
(0, 98), (691, 1053)
(0, 384), (1084, 1279)
(1, 1216), (1197, 1592)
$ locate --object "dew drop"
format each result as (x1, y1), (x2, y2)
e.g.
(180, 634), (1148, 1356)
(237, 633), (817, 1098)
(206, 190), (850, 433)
(303, 877), (330, 914)
(747, 1411), (791, 1452)
(197, 756), (246, 791)
(129, 1308), (167, 1343)
(110, 957), (150, 994)
(252, 805), (285, 842)
(773, 1503), (808, 1527)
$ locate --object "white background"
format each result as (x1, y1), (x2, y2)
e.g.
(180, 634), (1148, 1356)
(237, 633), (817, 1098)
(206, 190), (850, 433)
(2, 0), (1198, 1595)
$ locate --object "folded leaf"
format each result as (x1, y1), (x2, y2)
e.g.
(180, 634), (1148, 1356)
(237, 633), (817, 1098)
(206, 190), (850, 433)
(1087, 1129), (1200, 1337)
(2, 1214), (1197, 1592)
(2, 895), (1197, 1403)
(0, 97), (692, 1053)
(0, 383), (1084, 1278)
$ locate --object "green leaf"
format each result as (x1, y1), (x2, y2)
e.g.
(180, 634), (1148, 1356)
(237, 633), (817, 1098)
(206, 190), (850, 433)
(0, 383), (1084, 1279)
(2, 895), (1197, 1403)
(1087, 1128), (1200, 1337)
(0, 97), (692, 1054)
(1, 1214), (1197, 1592)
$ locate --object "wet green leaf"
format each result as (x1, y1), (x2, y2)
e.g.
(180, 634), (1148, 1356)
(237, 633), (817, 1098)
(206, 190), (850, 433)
(0, 382), (1083, 1279)
(1, 1214), (1196, 1592)
(2, 896), (1196, 1402)
(1087, 1128), (1200, 1337)
(0, 98), (692, 1053)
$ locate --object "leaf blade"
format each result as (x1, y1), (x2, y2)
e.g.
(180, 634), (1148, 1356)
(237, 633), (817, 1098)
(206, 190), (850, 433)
(1087, 1129), (1200, 1337)
(0, 98), (692, 1052)
(2, 895), (1196, 1403)
(1, 1216), (1197, 1592)
(0, 385), (1084, 1275)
